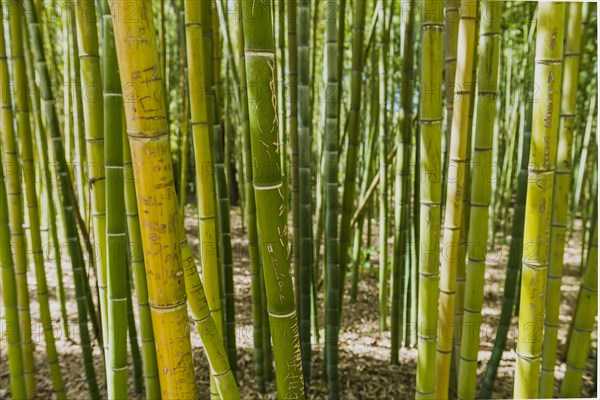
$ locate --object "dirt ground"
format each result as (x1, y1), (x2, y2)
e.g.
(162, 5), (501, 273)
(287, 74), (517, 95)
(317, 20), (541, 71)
(1, 208), (597, 399)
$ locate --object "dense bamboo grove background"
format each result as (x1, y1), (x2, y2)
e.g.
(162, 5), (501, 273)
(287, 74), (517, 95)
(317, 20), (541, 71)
(0, 0), (598, 399)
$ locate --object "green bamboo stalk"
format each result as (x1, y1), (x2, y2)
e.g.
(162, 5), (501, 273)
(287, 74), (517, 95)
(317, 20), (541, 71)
(442, 0), (459, 207)
(453, 7), (479, 380)
(391, 0), (415, 363)
(298, 0), (312, 383)
(184, 2), (227, 396)
(415, 0), (444, 397)
(5, 2), (66, 397)
(436, 1), (478, 396)
(24, 0), (100, 396)
(124, 254), (143, 395)
(350, 122), (378, 303)
(456, 3), (502, 398)
(287, 0), (300, 314)
(69, 2), (88, 216)
(101, 0), (128, 396)
(514, 3), (565, 398)
(480, 102), (532, 399)
(324, 0), (340, 396)
(236, 5), (266, 391)
(338, 0), (367, 310)
(1, 6), (35, 399)
(560, 206), (597, 398)
(377, 0), (391, 333)
(178, 4), (190, 211)
(207, 0), (237, 371)
(74, 0), (108, 361)
(539, 3), (583, 396)
(241, 0), (306, 397)
(22, 8), (70, 342)
(0, 140), (27, 400)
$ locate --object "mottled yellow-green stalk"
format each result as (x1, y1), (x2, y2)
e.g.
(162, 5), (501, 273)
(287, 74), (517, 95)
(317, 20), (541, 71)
(109, 1), (197, 397)
(416, 0), (444, 398)
(539, 3), (582, 397)
(514, 2), (565, 398)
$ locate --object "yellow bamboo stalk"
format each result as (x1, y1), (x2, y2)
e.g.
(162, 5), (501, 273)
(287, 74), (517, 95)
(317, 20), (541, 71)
(436, 1), (478, 397)
(514, 2), (565, 398)
(109, 1), (197, 397)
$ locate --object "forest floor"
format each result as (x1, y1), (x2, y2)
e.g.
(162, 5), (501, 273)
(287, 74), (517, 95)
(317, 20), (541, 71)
(0, 207), (597, 399)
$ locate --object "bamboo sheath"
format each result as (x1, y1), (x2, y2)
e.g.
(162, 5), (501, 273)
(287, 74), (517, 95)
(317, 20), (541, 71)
(514, 2), (565, 398)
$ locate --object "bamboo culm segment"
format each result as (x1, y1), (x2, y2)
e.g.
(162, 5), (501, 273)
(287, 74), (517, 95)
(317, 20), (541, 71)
(514, 3), (565, 398)
(539, 3), (583, 397)
(109, 1), (197, 397)
(456, 2), (501, 398)
(416, 0), (444, 398)
(23, 0), (101, 396)
(241, 1), (305, 398)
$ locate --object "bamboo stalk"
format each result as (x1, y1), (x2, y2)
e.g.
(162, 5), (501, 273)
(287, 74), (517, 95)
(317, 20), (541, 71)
(456, 2), (501, 398)
(2, 5), (36, 399)
(324, 0), (341, 396)
(100, 0), (129, 396)
(74, 0), (109, 361)
(236, 4), (266, 391)
(539, 3), (583, 396)
(0, 146), (27, 400)
(5, 2), (67, 397)
(560, 206), (597, 397)
(241, 1), (305, 397)
(514, 3), (565, 398)
(391, 0), (415, 362)
(415, 0), (444, 397)
(109, 1), (197, 397)
(436, 1), (478, 396)
(24, 0), (101, 396)
(297, 0), (313, 384)
(338, 0), (367, 310)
